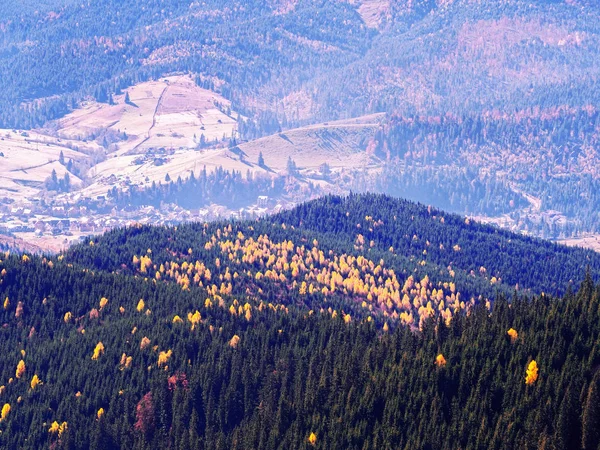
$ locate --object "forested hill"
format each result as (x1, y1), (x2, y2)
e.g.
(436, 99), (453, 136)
(66, 193), (600, 298)
(0, 195), (600, 448)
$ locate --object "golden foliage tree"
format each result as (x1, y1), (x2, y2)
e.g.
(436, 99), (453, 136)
(1, 403), (10, 421)
(140, 336), (151, 350)
(436, 354), (447, 367)
(308, 432), (317, 445)
(48, 421), (59, 433)
(119, 353), (132, 370)
(229, 335), (240, 348)
(158, 350), (173, 367)
(91, 342), (105, 360)
(507, 328), (518, 343)
(15, 360), (25, 379)
(188, 310), (202, 330)
(30, 374), (42, 390)
(525, 360), (539, 385)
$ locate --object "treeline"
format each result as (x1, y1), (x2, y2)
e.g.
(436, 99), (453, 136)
(108, 167), (288, 210)
(371, 108), (600, 237)
(349, 164), (529, 217)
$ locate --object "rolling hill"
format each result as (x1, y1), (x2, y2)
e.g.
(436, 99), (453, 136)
(0, 194), (599, 448)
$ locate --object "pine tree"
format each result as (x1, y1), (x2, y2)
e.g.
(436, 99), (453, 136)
(582, 371), (600, 449)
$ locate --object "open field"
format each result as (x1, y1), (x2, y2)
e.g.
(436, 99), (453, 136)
(356, 0), (390, 29)
(75, 113), (385, 199)
(0, 129), (90, 202)
(0, 234), (46, 253)
(239, 114), (384, 169)
(1, 77), (384, 205)
(557, 234), (600, 253)
(0, 77), (386, 252)
(56, 75), (238, 156)
(0, 76), (242, 203)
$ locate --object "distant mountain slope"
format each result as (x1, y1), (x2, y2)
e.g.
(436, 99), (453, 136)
(1, 0), (599, 129)
(326, 0), (600, 119)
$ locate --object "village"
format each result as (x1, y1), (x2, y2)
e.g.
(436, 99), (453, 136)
(0, 194), (291, 252)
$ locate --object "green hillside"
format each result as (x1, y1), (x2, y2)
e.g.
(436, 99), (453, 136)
(0, 195), (599, 448)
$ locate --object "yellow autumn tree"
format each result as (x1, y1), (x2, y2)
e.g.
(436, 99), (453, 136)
(507, 328), (518, 343)
(229, 335), (240, 348)
(48, 421), (59, 433)
(92, 342), (105, 360)
(172, 315), (183, 324)
(188, 310), (202, 330)
(139, 255), (152, 273)
(1, 403), (10, 421)
(308, 432), (317, 445)
(30, 374), (42, 390)
(136, 299), (145, 312)
(436, 354), (447, 367)
(97, 408), (104, 420)
(119, 353), (133, 370)
(63, 311), (72, 323)
(15, 360), (25, 379)
(3, 297), (8, 310)
(99, 297), (108, 309)
(140, 336), (151, 350)
(158, 350), (172, 367)
(525, 360), (539, 385)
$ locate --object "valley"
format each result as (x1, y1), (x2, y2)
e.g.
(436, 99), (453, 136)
(0, 76), (386, 251)
(2, 0), (600, 252)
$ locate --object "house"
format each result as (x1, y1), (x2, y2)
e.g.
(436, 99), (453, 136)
(257, 196), (269, 207)
(34, 221), (47, 232)
(52, 206), (66, 217)
(67, 207), (81, 217)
